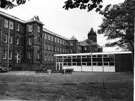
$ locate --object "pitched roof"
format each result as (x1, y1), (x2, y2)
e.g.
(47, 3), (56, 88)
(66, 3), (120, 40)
(0, 11), (25, 23)
(43, 28), (69, 40)
(70, 36), (77, 40)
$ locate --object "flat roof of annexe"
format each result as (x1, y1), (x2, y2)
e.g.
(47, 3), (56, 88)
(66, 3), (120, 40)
(55, 51), (132, 56)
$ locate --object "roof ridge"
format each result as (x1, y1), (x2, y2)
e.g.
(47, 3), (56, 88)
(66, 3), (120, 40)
(0, 10), (25, 23)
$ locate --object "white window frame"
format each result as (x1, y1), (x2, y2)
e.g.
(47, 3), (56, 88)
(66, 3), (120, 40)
(37, 26), (40, 33)
(16, 23), (20, 31)
(28, 51), (32, 59)
(48, 35), (50, 40)
(3, 34), (7, 43)
(16, 37), (19, 45)
(28, 37), (32, 45)
(3, 50), (7, 59)
(37, 51), (40, 60)
(4, 19), (8, 28)
(28, 25), (33, 32)
(15, 53), (21, 63)
(9, 21), (14, 30)
(9, 36), (13, 44)
(9, 50), (12, 60)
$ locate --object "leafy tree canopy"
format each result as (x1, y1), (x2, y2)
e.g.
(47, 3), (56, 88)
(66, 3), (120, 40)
(98, 0), (135, 52)
(0, 0), (29, 9)
(63, 0), (103, 12)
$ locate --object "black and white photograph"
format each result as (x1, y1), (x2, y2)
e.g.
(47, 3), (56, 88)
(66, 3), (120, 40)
(0, 0), (134, 101)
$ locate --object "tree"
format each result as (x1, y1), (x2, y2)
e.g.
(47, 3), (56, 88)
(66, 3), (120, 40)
(98, 0), (135, 53)
(0, 0), (29, 9)
(63, 0), (103, 12)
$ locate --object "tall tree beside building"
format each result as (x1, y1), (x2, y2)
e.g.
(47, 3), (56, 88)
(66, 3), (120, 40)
(0, 0), (29, 9)
(98, 0), (135, 53)
(63, 0), (103, 12)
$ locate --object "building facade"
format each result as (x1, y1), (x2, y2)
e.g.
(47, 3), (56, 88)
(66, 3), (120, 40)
(0, 11), (102, 70)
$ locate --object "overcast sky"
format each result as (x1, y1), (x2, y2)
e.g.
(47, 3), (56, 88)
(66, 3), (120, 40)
(1, 0), (124, 51)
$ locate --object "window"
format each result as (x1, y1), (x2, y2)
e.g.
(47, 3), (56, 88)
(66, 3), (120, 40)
(16, 37), (19, 45)
(48, 35), (50, 40)
(51, 36), (53, 41)
(37, 26), (40, 33)
(37, 51), (40, 60)
(37, 37), (40, 42)
(9, 50), (12, 60)
(58, 38), (59, 43)
(4, 19), (8, 28)
(15, 53), (21, 63)
(28, 37), (32, 45)
(28, 51), (32, 59)
(51, 45), (53, 51)
(55, 37), (57, 42)
(44, 34), (47, 39)
(16, 23), (20, 31)
(3, 34), (7, 43)
(3, 50), (7, 59)
(28, 25), (33, 32)
(84, 47), (87, 50)
(48, 45), (50, 50)
(55, 47), (56, 52)
(9, 36), (13, 44)
(9, 21), (14, 29)
(44, 54), (46, 61)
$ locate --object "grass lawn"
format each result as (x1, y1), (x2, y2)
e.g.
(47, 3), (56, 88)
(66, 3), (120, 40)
(0, 71), (133, 101)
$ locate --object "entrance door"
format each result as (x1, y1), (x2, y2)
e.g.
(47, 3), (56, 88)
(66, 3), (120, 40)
(56, 62), (63, 71)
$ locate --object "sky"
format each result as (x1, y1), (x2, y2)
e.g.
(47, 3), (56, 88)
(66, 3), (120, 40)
(1, 0), (125, 51)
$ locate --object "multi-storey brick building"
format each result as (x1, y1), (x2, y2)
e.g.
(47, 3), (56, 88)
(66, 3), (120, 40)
(0, 11), (102, 70)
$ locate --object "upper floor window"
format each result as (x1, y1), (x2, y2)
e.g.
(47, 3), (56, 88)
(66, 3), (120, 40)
(58, 38), (59, 43)
(28, 51), (32, 59)
(28, 37), (32, 45)
(48, 35), (50, 40)
(51, 45), (53, 51)
(3, 34), (7, 43)
(27, 25), (33, 32)
(37, 37), (40, 42)
(9, 21), (14, 30)
(3, 50), (7, 59)
(9, 36), (13, 44)
(4, 19), (8, 28)
(16, 37), (19, 45)
(50, 36), (52, 41)
(37, 51), (40, 60)
(48, 45), (50, 50)
(44, 34), (47, 39)
(16, 23), (20, 31)
(55, 37), (57, 42)
(37, 26), (40, 33)
(44, 54), (47, 61)
(9, 50), (12, 60)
